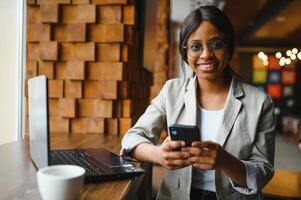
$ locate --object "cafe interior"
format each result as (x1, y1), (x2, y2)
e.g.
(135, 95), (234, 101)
(0, 0), (301, 199)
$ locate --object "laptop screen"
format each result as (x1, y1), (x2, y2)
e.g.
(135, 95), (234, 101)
(28, 75), (49, 169)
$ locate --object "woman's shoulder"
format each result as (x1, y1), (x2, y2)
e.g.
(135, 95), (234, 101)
(163, 77), (191, 90)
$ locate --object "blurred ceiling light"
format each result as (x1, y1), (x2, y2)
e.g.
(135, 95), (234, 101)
(297, 52), (301, 60)
(263, 60), (268, 66)
(292, 48), (298, 54)
(286, 50), (292, 57)
(279, 61), (285, 66)
(275, 52), (282, 58)
(280, 57), (286, 62)
(285, 58), (291, 65)
(258, 52), (264, 59)
(290, 54), (296, 60)
(276, 16), (286, 22)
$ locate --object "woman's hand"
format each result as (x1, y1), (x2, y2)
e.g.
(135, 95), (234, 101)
(182, 140), (247, 186)
(156, 137), (193, 170)
(182, 141), (227, 170)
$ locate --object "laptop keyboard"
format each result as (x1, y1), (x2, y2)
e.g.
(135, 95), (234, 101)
(51, 150), (102, 176)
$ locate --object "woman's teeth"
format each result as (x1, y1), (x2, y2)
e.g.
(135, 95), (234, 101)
(197, 63), (214, 68)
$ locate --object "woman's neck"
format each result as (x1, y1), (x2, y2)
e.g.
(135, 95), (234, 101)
(196, 72), (232, 110)
(197, 73), (230, 94)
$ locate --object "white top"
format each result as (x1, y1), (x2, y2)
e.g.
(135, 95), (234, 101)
(192, 107), (224, 192)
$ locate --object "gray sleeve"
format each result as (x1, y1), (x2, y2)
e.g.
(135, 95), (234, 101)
(120, 81), (169, 157)
(230, 96), (275, 195)
(229, 160), (260, 194)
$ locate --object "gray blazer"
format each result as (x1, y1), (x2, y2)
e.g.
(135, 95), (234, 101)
(121, 74), (275, 200)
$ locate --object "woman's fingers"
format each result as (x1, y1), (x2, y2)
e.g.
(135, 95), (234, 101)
(162, 151), (191, 160)
(161, 140), (186, 151)
(164, 159), (192, 169)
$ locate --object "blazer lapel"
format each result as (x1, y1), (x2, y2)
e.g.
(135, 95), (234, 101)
(183, 76), (198, 126)
(216, 76), (244, 147)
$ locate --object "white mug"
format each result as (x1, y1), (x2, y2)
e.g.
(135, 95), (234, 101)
(37, 165), (85, 200)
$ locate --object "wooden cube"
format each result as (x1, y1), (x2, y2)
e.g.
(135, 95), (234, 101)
(64, 80), (82, 98)
(96, 43), (120, 61)
(89, 24), (124, 42)
(54, 24), (67, 41)
(121, 99), (132, 117)
(78, 99), (113, 118)
(153, 72), (167, 84)
(38, 61), (54, 79)
(99, 80), (119, 99)
(27, 6), (41, 23)
(49, 98), (59, 116)
(56, 62), (67, 79)
(87, 62), (125, 80)
(61, 43), (95, 61)
(121, 44), (128, 62)
(26, 61), (38, 79)
(27, 43), (40, 60)
(67, 61), (85, 80)
(58, 98), (76, 118)
(97, 100), (114, 118)
(66, 23), (86, 42)
(97, 5), (121, 24)
(40, 3), (58, 22)
(150, 85), (163, 100)
(49, 117), (69, 133)
(104, 24), (124, 42)
(78, 99), (97, 117)
(91, 0), (127, 5)
(120, 81), (130, 99)
(115, 100), (122, 118)
(37, 0), (71, 4)
(72, 0), (90, 4)
(62, 5), (96, 23)
(48, 79), (63, 98)
(71, 118), (104, 133)
(105, 118), (118, 135)
(27, 0), (36, 5)
(40, 41), (58, 60)
(27, 23), (50, 41)
(83, 81), (101, 98)
(123, 5), (135, 25)
(119, 118), (132, 136)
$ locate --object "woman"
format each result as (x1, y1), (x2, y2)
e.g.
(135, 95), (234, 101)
(121, 6), (275, 200)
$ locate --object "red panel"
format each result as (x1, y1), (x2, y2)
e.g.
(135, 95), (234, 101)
(267, 84), (281, 99)
(282, 70), (296, 84)
(268, 55), (280, 69)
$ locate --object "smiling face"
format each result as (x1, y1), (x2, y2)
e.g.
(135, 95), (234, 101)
(186, 21), (229, 81)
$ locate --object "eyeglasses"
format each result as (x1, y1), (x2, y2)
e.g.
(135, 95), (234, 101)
(184, 38), (227, 58)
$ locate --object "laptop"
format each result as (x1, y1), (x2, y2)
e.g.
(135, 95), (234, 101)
(28, 75), (144, 182)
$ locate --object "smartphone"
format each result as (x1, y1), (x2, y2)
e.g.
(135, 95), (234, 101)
(168, 124), (201, 148)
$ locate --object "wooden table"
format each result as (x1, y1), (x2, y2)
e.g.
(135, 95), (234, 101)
(263, 169), (301, 199)
(0, 133), (152, 200)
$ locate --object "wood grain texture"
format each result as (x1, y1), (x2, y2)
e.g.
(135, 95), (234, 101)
(0, 134), (148, 200)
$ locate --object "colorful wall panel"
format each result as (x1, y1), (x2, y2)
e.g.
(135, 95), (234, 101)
(253, 70), (267, 84)
(282, 70), (296, 84)
(267, 84), (282, 99)
(268, 70), (281, 83)
(283, 85), (294, 97)
(252, 54), (296, 101)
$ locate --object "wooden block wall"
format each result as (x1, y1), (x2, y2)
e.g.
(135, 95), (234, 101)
(25, 0), (152, 136)
(152, 0), (170, 141)
(150, 0), (170, 101)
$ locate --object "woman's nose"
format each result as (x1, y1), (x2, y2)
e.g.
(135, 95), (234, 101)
(200, 45), (213, 59)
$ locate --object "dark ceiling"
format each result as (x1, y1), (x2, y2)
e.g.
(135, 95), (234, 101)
(223, 0), (301, 47)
